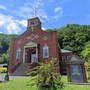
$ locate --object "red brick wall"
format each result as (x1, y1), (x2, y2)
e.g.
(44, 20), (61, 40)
(8, 27), (60, 73)
(60, 52), (72, 74)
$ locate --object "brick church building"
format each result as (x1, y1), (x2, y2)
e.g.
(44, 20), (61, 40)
(8, 17), (72, 75)
(8, 17), (87, 83)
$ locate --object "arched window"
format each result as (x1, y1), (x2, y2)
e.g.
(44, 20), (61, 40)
(43, 44), (49, 58)
(16, 48), (21, 60)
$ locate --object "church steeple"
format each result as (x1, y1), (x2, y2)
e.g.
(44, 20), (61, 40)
(27, 17), (41, 30)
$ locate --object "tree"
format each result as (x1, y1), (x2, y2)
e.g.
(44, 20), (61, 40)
(28, 58), (64, 90)
(81, 41), (90, 79)
(57, 24), (90, 55)
(81, 41), (90, 59)
(0, 53), (8, 64)
(0, 34), (18, 63)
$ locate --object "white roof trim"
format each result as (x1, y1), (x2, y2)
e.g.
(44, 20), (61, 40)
(61, 49), (72, 53)
(24, 41), (37, 47)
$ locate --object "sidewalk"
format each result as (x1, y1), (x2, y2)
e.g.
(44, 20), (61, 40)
(0, 73), (5, 81)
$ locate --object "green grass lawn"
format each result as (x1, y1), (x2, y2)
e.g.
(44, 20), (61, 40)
(61, 76), (90, 90)
(0, 76), (36, 90)
(0, 76), (90, 90)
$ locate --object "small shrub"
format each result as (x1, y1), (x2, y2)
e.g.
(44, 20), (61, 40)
(0, 53), (8, 64)
(0, 67), (7, 73)
(28, 58), (64, 90)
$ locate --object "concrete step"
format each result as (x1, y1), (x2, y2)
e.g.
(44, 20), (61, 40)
(10, 62), (39, 76)
(10, 63), (28, 76)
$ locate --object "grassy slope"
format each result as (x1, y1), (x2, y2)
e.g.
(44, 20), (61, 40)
(0, 76), (90, 90)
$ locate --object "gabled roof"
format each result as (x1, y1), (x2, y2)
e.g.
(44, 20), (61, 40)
(67, 55), (85, 64)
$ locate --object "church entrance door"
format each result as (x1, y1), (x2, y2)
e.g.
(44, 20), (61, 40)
(23, 41), (38, 63)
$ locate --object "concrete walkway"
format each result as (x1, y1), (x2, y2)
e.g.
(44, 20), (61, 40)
(0, 73), (28, 81)
(0, 73), (6, 81)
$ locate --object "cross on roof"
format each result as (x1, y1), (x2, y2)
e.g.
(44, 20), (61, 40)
(33, 7), (37, 17)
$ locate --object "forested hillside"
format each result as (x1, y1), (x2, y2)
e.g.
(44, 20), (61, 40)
(0, 34), (18, 63)
(57, 24), (90, 55)
(47, 24), (90, 55)
(0, 24), (90, 64)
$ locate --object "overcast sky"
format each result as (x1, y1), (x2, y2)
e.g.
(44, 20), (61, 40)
(0, 0), (89, 34)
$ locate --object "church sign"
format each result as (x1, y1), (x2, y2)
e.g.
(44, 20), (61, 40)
(66, 55), (87, 83)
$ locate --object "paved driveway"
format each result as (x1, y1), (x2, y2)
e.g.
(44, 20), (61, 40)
(0, 73), (6, 81)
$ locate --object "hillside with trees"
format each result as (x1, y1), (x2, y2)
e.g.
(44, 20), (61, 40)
(0, 24), (90, 64)
(57, 24), (90, 55)
(0, 34), (18, 63)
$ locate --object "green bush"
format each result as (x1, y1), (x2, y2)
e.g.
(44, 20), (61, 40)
(0, 67), (7, 73)
(0, 53), (8, 64)
(28, 58), (64, 90)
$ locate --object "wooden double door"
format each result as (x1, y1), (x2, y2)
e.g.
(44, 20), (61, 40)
(25, 47), (37, 63)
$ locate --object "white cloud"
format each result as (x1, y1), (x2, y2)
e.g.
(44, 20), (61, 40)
(54, 7), (63, 20)
(14, 0), (48, 21)
(42, 27), (46, 30)
(17, 5), (33, 19)
(6, 21), (21, 34)
(11, 0), (63, 23)
(16, 20), (27, 27)
(0, 31), (3, 34)
(0, 4), (7, 10)
(16, 1), (41, 18)
(0, 13), (22, 34)
(0, 0), (64, 34)
(54, 7), (62, 13)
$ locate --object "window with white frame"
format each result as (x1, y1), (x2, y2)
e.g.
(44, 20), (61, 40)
(16, 48), (21, 60)
(43, 44), (49, 58)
